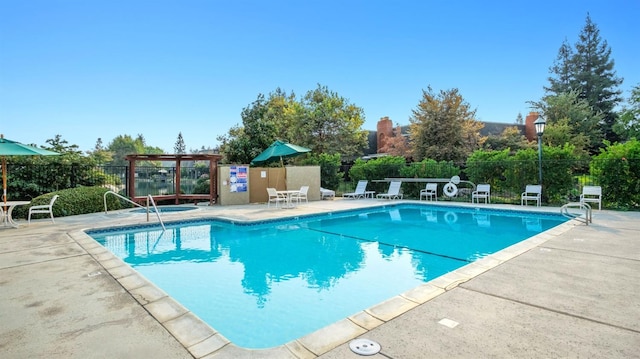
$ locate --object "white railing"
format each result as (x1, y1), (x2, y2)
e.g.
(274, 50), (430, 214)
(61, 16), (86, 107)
(103, 191), (166, 231)
(560, 202), (592, 225)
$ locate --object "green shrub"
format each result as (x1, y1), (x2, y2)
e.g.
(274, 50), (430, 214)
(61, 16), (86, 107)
(12, 186), (130, 220)
(193, 174), (210, 194)
(466, 149), (510, 191)
(502, 145), (576, 205)
(590, 139), (640, 209)
(399, 159), (460, 198)
(348, 156), (406, 193)
(347, 156), (461, 197)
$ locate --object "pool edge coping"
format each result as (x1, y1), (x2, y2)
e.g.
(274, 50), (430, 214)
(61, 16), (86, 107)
(70, 202), (579, 358)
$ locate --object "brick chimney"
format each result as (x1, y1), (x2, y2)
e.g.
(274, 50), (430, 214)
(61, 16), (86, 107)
(525, 112), (540, 142)
(377, 116), (393, 153)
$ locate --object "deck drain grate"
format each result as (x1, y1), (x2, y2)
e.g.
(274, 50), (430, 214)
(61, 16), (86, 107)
(349, 338), (381, 356)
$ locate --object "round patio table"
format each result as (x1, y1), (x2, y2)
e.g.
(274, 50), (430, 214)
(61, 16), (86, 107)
(1, 201), (31, 227)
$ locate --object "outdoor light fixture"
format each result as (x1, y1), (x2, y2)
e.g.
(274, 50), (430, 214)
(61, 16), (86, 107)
(535, 116), (546, 137)
(534, 115), (546, 186)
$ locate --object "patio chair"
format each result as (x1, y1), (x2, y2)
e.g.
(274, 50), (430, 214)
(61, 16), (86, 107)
(320, 187), (335, 200)
(420, 183), (438, 201)
(343, 180), (369, 199)
(291, 185), (309, 204)
(521, 185), (542, 207)
(580, 185), (602, 210)
(376, 181), (403, 200)
(266, 188), (286, 208)
(28, 195), (59, 224)
(471, 184), (491, 204)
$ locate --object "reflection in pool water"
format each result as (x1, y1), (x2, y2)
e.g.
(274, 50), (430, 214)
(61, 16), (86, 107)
(129, 206), (198, 214)
(89, 204), (566, 349)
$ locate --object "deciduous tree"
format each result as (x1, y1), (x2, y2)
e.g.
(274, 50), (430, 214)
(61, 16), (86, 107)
(86, 138), (113, 164)
(294, 84), (368, 156)
(219, 85), (369, 163)
(409, 86), (482, 162)
(106, 135), (146, 166)
(378, 125), (409, 157)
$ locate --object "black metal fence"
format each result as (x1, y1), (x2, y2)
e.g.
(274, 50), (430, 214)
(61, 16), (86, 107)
(339, 158), (640, 209)
(5, 159), (639, 210)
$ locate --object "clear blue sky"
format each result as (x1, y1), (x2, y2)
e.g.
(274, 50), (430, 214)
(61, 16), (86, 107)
(1, 0), (638, 153)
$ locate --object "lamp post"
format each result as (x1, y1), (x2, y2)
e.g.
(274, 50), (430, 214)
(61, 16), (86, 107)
(534, 116), (546, 186)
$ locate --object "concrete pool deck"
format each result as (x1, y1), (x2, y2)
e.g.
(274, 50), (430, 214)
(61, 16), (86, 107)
(1, 199), (639, 358)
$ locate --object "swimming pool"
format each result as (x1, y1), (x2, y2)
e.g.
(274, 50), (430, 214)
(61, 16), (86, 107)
(129, 206), (199, 214)
(88, 204), (567, 349)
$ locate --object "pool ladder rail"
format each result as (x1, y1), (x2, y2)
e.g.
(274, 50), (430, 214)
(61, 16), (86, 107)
(103, 191), (166, 231)
(560, 202), (592, 225)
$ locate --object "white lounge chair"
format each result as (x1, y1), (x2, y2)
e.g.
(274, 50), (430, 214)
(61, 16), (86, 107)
(320, 187), (335, 200)
(291, 185), (309, 204)
(420, 183), (438, 201)
(521, 185), (542, 207)
(377, 181), (403, 200)
(580, 185), (602, 210)
(343, 180), (368, 199)
(266, 188), (286, 208)
(28, 194), (59, 224)
(471, 184), (491, 204)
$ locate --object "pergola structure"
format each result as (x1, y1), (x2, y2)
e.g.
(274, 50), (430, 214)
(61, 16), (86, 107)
(125, 154), (223, 205)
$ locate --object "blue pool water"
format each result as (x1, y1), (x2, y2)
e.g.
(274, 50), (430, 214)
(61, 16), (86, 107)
(130, 206), (198, 214)
(88, 204), (567, 349)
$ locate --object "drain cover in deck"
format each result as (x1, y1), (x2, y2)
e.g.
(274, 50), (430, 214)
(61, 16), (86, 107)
(349, 339), (381, 355)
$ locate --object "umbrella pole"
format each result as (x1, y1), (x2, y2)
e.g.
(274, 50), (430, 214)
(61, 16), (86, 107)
(2, 157), (6, 213)
(280, 156), (286, 189)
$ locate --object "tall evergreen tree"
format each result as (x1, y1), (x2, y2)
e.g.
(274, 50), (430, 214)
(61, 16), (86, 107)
(546, 39), (575, 96)
(174, 132), (186, 154)
(546, 14), (623, 145)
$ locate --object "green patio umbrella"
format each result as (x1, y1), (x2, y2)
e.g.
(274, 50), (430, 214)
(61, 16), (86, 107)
(250, 140), (311, 166)
(0, 134), (59, 207)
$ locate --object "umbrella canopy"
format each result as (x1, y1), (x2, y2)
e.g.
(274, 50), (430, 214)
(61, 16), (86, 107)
(250, 140), (311, 166)
(1, 134), (59, 205)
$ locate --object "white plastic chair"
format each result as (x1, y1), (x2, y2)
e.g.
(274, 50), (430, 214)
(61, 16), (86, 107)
(521, 185), (542, 207)
(28, 195), (59, 224)
(420, 183), (438, 201)
(471, 184), (491, 204)
(292, 186), (309, 204)
(266, 188), (286, 208)
(376, 181), (403, 200)
(580, 185), (602, 210)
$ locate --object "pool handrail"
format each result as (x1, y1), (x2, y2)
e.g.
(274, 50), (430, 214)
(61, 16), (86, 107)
(560, 202), (592, 225)
(103, 191), (166, 231)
